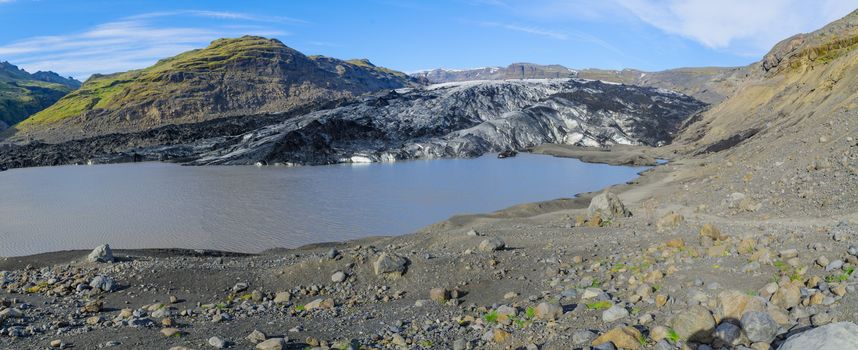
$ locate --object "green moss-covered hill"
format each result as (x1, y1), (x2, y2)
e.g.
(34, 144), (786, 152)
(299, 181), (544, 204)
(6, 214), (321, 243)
(10, 36), (422, 143)
(0, 62), (80, 130)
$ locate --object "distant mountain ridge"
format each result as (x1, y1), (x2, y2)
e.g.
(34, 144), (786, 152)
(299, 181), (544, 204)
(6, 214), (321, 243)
(411, 63), (744, 104)
(5, 36), (422, 143)
(412, 63), (577, 84)
(0, 62), (80, 130)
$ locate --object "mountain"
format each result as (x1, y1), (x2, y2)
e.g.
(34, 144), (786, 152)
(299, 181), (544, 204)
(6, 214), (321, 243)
(411, 63), (742, 105)
(0, 62), (80, 130)
(4, 36), (422, 143)
(412, 63), (577, 83)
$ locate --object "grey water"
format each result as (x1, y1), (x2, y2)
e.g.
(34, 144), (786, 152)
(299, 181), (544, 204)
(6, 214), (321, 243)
(0, 153), (645, 256)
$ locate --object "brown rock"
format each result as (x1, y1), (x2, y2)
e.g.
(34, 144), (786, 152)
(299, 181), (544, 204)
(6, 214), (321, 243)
(429, 288), (449, 303)
(772, 281), (801, 308)
(592, 326), (643, 350)
(700, 223), (726, 241)
(492, 328), (511, 343)
(657, 212), (684, 232)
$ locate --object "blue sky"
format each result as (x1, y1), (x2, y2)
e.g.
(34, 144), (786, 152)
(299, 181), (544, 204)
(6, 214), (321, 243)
(1, 0), (856, 80)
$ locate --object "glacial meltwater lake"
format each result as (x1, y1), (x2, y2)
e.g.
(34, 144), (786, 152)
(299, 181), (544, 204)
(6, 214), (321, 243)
(0, 153), (646, 256)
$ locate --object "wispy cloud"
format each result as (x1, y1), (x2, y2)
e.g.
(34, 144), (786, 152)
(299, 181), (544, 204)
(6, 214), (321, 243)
(0, 10), (296, 80)
(476, 21), (568, 40)
(471, 20), (625, 56)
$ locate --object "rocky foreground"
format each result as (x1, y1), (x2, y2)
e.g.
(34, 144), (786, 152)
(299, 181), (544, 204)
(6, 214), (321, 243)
(0, 147), (856, 350)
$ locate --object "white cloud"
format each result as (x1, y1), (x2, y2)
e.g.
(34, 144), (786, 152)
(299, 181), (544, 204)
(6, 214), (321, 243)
(616, 0), (858, 52)
(0, 11), (295, 80)
(479, 0), (858, 56)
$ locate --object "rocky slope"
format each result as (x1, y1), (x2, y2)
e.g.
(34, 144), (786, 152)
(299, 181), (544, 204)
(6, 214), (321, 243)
(655, 9), (858, 219)
(412, 63), (577, 83)
(2, 36), (422, 143)
(0, 62), (80, 130)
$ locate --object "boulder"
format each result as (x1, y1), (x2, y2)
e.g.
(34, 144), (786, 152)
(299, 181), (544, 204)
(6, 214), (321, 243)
(741, 311), (778, 343)
(779, 322), (858, 350)
(534, 301), (563, 321)
(478, 237), (506, 252)
(671, 305), (715, 342)
(87, 244), (114, 263)
(373, 253), (408, 276)
(588, 191), (630, 219)
(89, 275), (117, 292)
(592, 326), (642, 350)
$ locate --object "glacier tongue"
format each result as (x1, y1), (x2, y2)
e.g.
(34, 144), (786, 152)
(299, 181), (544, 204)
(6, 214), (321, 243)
(191, 79), (706, 166)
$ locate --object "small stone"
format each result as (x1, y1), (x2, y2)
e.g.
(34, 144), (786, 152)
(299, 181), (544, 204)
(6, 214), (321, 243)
(479, 237), (506, 252)
(89, 275), (116, 292)
(255, 338), (286, 350)
(534, 301), (563, 321)
(304, 298), (334, 310)
(811, 312), (832, 326)
(772, 281), (801, 308)
(247, 330), (267, 344)
(87, 244), (114, 263)
(741, 311), (778, 343)
(273, 291), (291, 304)
(714, 322), (742, 346)
(657, 212), (684, 231)
(572, 330), (597, 345)
(649, 326), (669, 341)
(655, 294), (668, 308)
(326, 248), (339, 259)
(602, 305), (629, 323)
(700, 223), (726, 241)
(50, 340), (63, 348)
(466, 229), (481, 236)
(503, 292), (518, 300)
(492, 328), (511, 343)
(591, 326), (642, 350)
(160, 328), (181, 337)
(209, 336), (228, 348)
(779, 249), (798, 259)
(825, 260), (843, 272)
(429, 288), (449, 303)
(331, 271), (346, 283)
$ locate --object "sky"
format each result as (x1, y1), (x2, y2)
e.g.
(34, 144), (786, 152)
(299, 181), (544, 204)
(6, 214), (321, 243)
(0, 0), (856, 80)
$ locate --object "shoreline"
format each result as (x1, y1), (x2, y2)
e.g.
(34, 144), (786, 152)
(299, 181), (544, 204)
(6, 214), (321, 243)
(0, 143), (854, 350)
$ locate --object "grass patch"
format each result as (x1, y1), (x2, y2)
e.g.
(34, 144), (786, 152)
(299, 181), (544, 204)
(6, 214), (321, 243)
(586, 301), (612, 310)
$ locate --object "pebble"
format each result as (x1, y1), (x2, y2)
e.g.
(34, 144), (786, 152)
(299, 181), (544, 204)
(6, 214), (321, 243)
(331, 271), (347, 283)
(208, 336), (227, 348)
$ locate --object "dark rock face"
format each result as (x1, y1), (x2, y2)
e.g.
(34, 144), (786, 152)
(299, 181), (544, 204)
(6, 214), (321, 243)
(0, 79), (705, 170)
